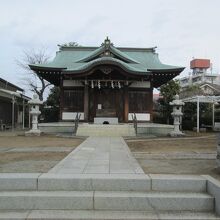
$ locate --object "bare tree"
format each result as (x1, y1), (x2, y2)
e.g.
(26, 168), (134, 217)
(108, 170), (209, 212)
(17, 48), (51, 101)
(58, 42), (80, 47)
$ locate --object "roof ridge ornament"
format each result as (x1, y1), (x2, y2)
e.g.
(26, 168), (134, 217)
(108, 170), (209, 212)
(101, 37), (114, 57)
(101, 36), (113, 48)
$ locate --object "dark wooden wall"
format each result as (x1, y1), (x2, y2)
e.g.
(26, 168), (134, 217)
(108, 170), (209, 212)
(128, 89), (152, 113)
(62, 88), (84, 112)
(0, 98), (18, 125)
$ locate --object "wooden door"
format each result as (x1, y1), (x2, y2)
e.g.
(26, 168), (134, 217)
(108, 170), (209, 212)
(88, 88), (124, 122)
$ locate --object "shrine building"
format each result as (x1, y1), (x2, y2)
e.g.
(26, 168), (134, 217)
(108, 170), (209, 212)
(29, 38), (184, 124)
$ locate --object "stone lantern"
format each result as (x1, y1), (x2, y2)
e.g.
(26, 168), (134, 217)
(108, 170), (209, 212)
(25, 94), (43, 136)
(170, 94), (185, 137)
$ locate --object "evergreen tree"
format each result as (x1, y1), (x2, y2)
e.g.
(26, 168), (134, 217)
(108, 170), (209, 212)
(42, 87), (60, 122)
(158, 80), (180, 124)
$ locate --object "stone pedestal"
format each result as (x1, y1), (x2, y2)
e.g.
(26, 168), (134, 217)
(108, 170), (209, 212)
(170, 95), (185, 137)
(25, 94), (43, 136)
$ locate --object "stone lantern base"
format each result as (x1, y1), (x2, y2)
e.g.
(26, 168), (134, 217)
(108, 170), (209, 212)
(25, 129), (42, 136)
(170, 130), (185, 137)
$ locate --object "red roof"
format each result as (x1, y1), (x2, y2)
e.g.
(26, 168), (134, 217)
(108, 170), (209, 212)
(190, 59), (210, 69)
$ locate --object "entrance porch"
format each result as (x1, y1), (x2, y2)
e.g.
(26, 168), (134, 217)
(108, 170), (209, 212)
(61, 79), (153, 124)
(88, 88), (125, 123)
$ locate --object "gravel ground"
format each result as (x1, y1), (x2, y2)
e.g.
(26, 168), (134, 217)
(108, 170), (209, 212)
(126, 134), (220, 180)
(0, 135), (84, 173)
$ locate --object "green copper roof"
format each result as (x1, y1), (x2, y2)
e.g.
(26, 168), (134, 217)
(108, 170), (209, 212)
(29, 37), (185, 87)
(30, 37), (184, 75)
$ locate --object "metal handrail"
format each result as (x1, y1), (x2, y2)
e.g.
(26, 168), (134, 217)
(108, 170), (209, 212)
(74, 112), (81, 134)
(132, 113), (137, 136)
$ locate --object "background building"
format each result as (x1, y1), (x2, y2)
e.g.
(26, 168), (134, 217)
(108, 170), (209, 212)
(179, 58), (220, 95)
(0, 77), (30, 130)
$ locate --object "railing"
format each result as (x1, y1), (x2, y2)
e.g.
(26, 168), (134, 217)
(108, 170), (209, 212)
(132, 113), (138, 136)
(74, 112), (81, 135)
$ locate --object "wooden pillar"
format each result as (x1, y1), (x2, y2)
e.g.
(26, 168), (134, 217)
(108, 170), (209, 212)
(59, 76), (64, 121)
(197, 96), (200, 133)
(84, 84), (89, 121)
(22, 98), (25, 129)
(12, 96), (15, 131)
(124, 86), (129, 123)
(212, 103), (215, 130)
(150, 86), (153, 121)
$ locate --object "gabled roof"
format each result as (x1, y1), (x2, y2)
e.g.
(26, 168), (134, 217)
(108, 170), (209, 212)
(200, 83), (220, 94)
(0, 77), (24, 92)
(29, 37), (185, 87)
(0, 88), (30, 101)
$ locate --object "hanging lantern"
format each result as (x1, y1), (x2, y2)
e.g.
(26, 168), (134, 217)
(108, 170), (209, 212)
(118, 81), (121, 89)
(111, 80), (114, 89)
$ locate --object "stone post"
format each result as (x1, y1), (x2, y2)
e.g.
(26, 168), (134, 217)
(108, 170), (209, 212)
(170, 94), (185, 137)
(25, 94), (43, 136)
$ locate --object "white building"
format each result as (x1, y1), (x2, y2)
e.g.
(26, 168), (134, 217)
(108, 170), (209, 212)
(179, 59), (220, 89)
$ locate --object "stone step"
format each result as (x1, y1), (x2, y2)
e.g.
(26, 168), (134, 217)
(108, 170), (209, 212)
(0, 191), (214, 211)
(38, 174), (151, 191)
(0, 191), (93, 210)
(76, 124), (136, 137)
(149, 174), (207, 192)
(0, 210), (220, 220)
(0, 174), (206, 192)
(94, 191), (214, 211)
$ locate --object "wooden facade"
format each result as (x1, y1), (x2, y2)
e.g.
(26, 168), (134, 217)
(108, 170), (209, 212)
(59, 66), (153, 123)
(30, 38), (184, 123)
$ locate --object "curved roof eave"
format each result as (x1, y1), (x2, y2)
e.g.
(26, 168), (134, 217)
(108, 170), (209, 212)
(149, 67), (185, 73)
(63, 57), (150, 75)
(29, 64), (66, 71)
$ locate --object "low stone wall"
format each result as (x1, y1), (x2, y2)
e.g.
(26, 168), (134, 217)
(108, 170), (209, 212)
(137, 123), (174, 136)
(38, 122), (75, 134)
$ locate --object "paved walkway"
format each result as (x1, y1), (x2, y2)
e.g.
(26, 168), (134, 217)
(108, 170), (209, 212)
(49, 137), (144, 174)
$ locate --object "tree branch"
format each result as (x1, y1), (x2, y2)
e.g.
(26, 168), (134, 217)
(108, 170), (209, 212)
(17, 47), (51, 101)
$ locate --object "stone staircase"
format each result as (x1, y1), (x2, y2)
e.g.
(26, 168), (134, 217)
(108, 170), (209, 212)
(76, 123), (136, 137)
(0, 173), (220, 219)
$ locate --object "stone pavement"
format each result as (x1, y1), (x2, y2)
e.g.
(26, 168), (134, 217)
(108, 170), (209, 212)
(49, 137), (144, 174)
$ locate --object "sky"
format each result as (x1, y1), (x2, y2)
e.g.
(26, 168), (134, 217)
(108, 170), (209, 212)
(0, 0), (220, 96)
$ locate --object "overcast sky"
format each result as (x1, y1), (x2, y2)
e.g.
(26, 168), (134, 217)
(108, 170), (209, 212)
(0, 0), (220, 95)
